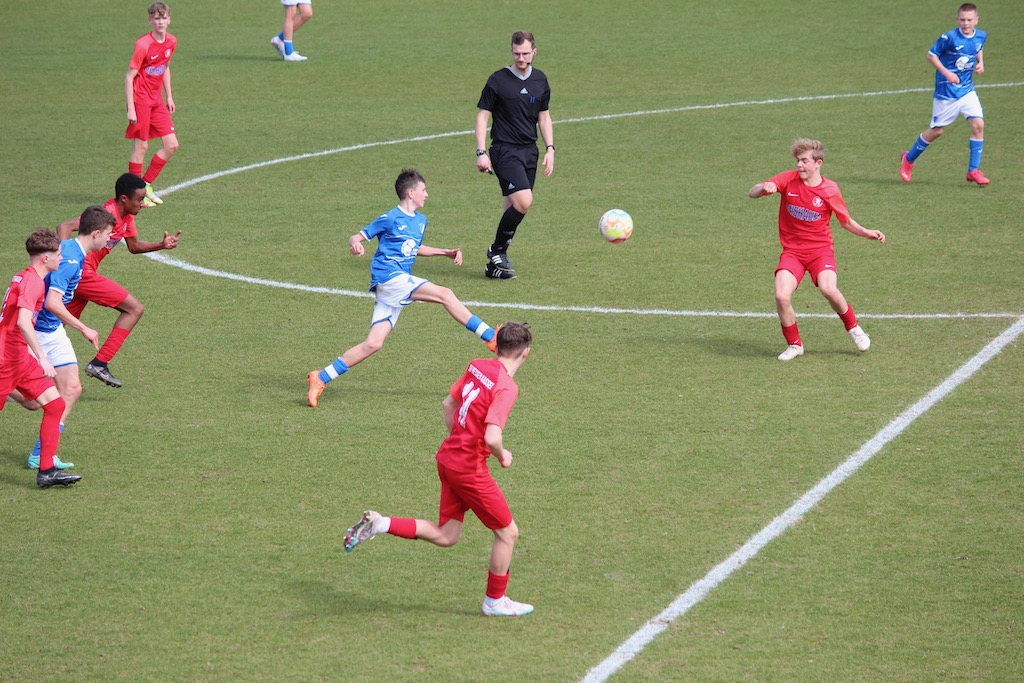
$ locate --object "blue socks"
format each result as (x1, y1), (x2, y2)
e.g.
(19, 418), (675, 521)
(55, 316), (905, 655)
(968, 138), (983, 171)
(466, 315), (495, 342)
(906, 135), (930, 163)
(319, 358), (348, 384)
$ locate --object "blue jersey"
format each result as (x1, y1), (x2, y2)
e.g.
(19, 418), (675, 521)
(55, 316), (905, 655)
(360, 206), (428, 291)
(930, 27), (986, 101)
(35, 238), (86, 334)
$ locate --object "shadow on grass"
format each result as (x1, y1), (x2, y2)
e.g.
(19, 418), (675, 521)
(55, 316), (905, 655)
(288, 578), (472, 617)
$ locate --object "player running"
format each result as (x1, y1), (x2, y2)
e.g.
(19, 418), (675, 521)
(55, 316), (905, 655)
(58, 173), (181, 388)
(749, 139), (885, 361)
(344, 323), (534, 617)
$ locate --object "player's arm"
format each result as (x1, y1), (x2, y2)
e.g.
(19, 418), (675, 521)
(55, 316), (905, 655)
(538, 110), (554, 176)
(417, 246), (462, 265)
(927, 51), (959, 85)
(838, 217), (885, 244)
(124, 231), (181, 254)
(485, 423), (512, 468)
(125, 67), (139, 123)
(163, 66), (175, 114)
(475, 109), (492, 173)
(442, 393), (458, 433)
(749, 181), (777, 198)
(974, 48), (984, 74)
(348, 232), (369, 257)
(17, 308), (55, 378)
(56, 217), (81, 240)
(44, 289), (100, 349)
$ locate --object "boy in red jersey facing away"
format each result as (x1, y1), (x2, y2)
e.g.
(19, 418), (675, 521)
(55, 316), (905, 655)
(126, 2), (179, 207)
(344, 323), (535, 617)
(0, 229), (80, 488)
(749, 139), (885, 361)
(58, 173), (182, 388)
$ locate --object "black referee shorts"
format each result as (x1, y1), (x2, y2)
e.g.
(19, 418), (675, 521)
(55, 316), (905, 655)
(489, 142), (539, 197)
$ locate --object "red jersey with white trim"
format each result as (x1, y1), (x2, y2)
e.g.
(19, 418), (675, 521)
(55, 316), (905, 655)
(435, 358), (519, 474)
(0, 268), (45, 364)
(768, 170), (851, 251)
(129, 32), (177, 107)
(84, 198), (138, 273)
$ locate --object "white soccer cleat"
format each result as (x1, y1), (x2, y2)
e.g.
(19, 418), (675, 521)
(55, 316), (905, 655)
(482, 595), (534, 617)
(270, 35), (285, 58)
(777, 344), (804, 361)
(344, 510), (382, 552)
(848, 325), (871, 352)
(284, 51), (307, 62)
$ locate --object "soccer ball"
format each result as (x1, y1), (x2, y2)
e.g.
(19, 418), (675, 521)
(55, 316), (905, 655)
(598, 209), (633, 243)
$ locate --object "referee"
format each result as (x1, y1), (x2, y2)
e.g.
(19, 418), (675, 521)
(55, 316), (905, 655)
(475, 31), (554, 280)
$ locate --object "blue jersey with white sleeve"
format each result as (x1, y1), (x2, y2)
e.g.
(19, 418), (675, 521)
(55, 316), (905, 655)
(35, 238), (86, 334)
(360, 206), (428, 291)
(930, 27), (986, 101)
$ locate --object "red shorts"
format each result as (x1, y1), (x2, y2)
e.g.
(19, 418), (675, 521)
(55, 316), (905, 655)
(776, 247), (837, 287)
(126, 100), (174, 141)
(67, 269), (130, 319)
(436, 461), (513, 531)
(0, 351), (54, 406)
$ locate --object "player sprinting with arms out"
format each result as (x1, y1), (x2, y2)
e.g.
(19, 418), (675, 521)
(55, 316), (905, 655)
(749, 139), (885, 361)
(900, 3), (989, 185)
(306, 169), (499, 407)
(344, 323), (535, 617)
(58, 173), (182, 388)
(126, 2), (179, 207)
(0, 229), (79, 488)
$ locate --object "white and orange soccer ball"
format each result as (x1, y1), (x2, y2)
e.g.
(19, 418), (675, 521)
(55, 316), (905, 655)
(598, 209), (633, 243)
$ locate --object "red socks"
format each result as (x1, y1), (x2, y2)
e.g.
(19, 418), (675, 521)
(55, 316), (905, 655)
(129, 162), (143, 177)
(96, 326), (131, 364)
(486, 570), (510, 600)
(781, 323), (801, 347)
(387, 517), (417, 539)
(38, 397), (66, 471)
(143, 155), (168, 184)
(839, 304), (858, 331)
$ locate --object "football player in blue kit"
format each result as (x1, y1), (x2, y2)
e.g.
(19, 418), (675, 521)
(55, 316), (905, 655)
(306, 169), (500, 407)
(900, 3), (989, 185)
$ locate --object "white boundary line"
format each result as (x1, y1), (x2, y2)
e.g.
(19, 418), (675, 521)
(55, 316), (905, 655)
(582, 316), (1024, 683)
(146, 254), (1018, 320)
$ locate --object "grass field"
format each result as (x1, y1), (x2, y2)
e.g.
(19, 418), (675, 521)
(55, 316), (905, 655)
(1, 0), (1022, 680)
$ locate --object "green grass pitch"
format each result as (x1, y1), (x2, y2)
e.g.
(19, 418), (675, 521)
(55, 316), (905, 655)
(1, 1), (1022, 680)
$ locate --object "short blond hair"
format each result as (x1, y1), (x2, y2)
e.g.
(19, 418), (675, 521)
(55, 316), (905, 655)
(148, 2), (170, 18)
(791, 138), (824, 162)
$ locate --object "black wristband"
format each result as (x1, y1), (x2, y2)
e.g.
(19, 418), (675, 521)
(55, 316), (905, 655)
(546, 144), (555, 150)
(476, 149), (487, 156)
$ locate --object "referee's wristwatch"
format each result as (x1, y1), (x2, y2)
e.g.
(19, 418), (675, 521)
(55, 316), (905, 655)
(476, 149), (488, 156)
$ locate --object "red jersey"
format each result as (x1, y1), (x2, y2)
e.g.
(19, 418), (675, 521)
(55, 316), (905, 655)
(84, 198), (138, 273)
(436, 358), (519, 474)
(768, 170), (851, 251)
(129, 32), (177, 107)
(0, 267), (44, 365)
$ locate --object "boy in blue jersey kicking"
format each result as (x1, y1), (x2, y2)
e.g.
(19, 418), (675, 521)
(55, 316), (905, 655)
(306, 169), (499, 407)
(900, 3), (989, 185)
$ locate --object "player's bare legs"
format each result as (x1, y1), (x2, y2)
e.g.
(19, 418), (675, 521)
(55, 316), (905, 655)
(339, 320), (392, 369)
(414, 518), (463, 547)
(505, 188), (533, 215)
(84, 293), (145, 388)
(774, 269), (799, 327)
(815, 270), (849, 317)
(489, 521), (519, 576)
(410, 282), (474, 326)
